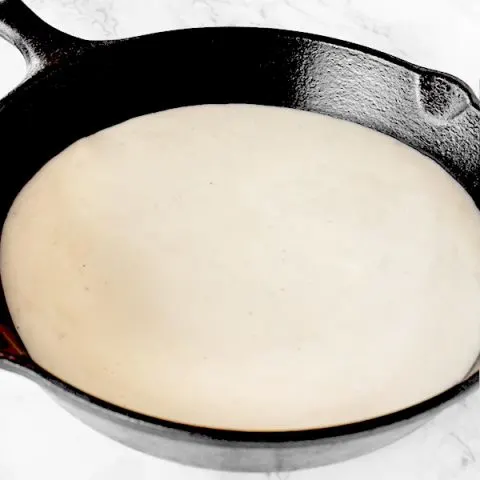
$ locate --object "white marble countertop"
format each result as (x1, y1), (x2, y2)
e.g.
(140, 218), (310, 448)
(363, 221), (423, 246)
(0, 1), (479, 479)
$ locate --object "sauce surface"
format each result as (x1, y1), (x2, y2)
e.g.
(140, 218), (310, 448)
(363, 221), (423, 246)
(1, 104), (479, 431)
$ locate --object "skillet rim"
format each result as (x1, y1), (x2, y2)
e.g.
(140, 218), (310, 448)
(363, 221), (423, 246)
(1, 359), (477, 444)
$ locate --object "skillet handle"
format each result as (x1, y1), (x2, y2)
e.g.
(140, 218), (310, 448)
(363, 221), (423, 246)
(0, 0), (87, 72)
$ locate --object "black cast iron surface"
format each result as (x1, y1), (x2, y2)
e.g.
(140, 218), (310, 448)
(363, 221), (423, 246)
(0, 0), (479, 472)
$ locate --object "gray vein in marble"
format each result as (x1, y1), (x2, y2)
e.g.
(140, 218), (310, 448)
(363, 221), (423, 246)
(450, 433), (476, 465)
(268, 472), (291, 480)
(25, 0), (119, 38)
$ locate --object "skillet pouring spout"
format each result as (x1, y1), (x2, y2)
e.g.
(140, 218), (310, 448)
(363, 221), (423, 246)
(0, 0), (479, 473)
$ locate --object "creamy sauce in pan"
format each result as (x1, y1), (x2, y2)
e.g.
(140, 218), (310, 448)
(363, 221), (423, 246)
(1, 104), (480, 431)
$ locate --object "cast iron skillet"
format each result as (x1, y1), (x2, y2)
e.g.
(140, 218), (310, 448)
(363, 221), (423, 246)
(0, 0), (479, 473)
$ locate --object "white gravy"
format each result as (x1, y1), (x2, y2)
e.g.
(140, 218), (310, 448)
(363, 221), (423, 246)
(1, 104), (479, 431)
